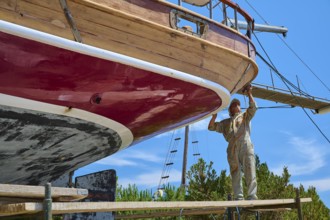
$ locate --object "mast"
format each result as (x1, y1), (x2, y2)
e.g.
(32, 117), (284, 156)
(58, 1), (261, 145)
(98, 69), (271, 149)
(181, 125), (189, 187)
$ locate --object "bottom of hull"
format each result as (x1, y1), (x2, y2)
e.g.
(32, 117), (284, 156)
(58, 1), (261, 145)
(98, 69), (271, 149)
(0, 103), (126, 185)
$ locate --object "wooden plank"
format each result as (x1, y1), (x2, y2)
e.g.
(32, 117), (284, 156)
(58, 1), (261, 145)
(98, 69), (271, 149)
(68, 1), (246, 65)
(0, 0), (17, 11)
(0, 198), (312, 216)
(115, 208), (226, 219)
(0, 203), (41, 217)
(0, 2), (72, 40)
(73, 0), (252, 58)
(79, 0), (255, 57)
(77, 0), (255, 55)
(246, 207), (292, 212)
(0, 184), (88, 202)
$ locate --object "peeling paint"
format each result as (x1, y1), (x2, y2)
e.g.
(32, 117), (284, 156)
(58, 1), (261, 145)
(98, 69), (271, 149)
(0, 105), (122, 185)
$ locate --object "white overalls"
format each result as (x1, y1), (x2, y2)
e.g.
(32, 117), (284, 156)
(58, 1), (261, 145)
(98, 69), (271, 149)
(209, 102), (257, 200)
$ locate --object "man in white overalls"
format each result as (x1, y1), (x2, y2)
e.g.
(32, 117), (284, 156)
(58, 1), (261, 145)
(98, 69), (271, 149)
(208, 85), (257, 200)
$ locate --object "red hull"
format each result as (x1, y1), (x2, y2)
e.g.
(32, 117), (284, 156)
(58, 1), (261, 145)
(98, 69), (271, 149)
(0, 21), (229, 184)
(0, 31), (222, 142)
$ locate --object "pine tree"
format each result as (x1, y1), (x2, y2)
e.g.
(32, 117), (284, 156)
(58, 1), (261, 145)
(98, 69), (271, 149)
(186, 158), (231, 201)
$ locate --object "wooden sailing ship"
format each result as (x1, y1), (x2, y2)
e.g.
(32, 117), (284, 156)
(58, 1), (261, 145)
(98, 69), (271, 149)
(0, 0), (259, 184)
(0, 0), (328, 185)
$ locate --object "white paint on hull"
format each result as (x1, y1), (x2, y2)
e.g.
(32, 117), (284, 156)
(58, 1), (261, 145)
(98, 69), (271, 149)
(0, 93), (133, 150)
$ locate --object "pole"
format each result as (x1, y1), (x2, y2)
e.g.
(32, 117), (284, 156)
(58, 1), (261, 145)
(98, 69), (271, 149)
(44, 183), (52, 220)
(296, 188), (303, 220)
(228, 19), (288, 36)
(209, 0), (213, 19)
(227, 194), (234, 220)
(181, 125), (189, 187)
(222, 3), (227, 26)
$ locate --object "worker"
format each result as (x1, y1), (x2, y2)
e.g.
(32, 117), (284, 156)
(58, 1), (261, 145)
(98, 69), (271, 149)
(208, 85), (258, 200)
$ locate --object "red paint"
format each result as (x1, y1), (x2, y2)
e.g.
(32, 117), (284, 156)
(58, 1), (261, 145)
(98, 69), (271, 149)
(0, 32), (222, 142)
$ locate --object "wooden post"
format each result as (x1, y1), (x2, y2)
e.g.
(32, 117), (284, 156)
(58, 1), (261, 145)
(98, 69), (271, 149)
(44, 183), (52, 220)
(68, 171), (74, 188)
(296, 188), (303, 220)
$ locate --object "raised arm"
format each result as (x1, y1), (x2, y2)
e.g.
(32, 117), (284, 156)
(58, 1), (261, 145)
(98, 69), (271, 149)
(208, 114), (217, 131)
(244, 85), (257, 121)
(247, 85), (255, 104)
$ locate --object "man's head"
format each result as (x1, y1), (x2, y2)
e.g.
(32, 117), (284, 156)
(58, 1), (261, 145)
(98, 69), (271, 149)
(229, 98), (241, 116)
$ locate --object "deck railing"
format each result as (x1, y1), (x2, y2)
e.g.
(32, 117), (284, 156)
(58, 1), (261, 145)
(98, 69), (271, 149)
(178, 0), (254, 39)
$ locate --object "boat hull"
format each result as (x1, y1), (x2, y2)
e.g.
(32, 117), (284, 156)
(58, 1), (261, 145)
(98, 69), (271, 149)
(0, 0), (258, 184)
(0, 21), (229, 184)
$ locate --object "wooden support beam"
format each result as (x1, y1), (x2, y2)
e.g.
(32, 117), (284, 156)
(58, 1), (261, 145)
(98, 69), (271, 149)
(239, 83), (330, 111)
(0, 198), (312, 217)
(115, 208), (226, 219)
(0, 184), (88, 202)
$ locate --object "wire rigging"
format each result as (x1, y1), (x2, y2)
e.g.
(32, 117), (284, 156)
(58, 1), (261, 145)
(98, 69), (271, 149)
(256, 47), (330, 144)
(246, 24), (314, 99)
(256, 50), (311, 98)
(241, 105), (295, 110)
(241, 1), (330, 143)
(245, 0), (330, 94)
(275, 35), (330, 94)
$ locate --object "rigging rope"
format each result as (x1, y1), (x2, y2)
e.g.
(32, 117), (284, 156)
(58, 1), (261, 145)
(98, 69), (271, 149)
(275, 35), (330, 94)
(256, 50), (312, 98)
(244, 0), (330, 94)
(241, 105), (295, 110)
(158, 131), (181, 190)
(256, 48), (330, 144)
(241, 2), (330, 143)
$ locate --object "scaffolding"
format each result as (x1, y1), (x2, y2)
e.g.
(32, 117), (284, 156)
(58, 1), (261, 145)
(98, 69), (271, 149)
(0, 183), (312, 220)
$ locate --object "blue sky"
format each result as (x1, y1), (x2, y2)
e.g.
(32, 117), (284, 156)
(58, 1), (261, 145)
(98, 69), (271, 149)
(76, 0), (330, 208)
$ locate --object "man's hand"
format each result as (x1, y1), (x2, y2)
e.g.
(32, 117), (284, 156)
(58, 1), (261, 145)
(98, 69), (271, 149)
(243, 84), (252, 96)
(245, 84), (255, 103)
(246, 85), (252, 96)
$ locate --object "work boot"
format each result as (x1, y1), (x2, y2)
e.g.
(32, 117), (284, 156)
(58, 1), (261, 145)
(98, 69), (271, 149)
(235, 195), (244, 201)
(247, 195), (258, 200)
